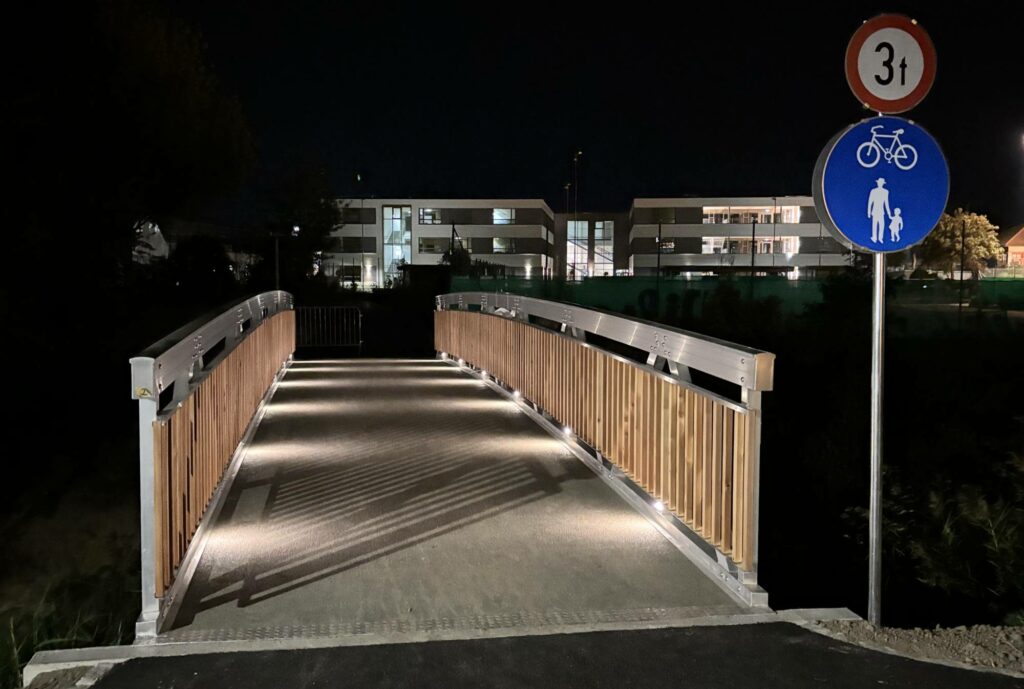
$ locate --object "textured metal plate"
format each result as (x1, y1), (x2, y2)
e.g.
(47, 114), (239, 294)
(160, 605), (745, 643)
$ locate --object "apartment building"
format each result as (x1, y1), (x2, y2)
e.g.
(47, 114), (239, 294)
(628, 196), (849, 277)
(324, 194), (850, 287)
(326, 198), (556, 287)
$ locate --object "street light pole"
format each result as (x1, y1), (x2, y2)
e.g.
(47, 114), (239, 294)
(750, 219), (757, 300)
(656, 222), (662, 304)
(751, 220), (757, 275)
(958, 218), (966, 327)
(359, 174), (365, 289)
(274, 235), (280, 290)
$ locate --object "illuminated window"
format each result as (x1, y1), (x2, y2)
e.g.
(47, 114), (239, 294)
(776, 236), (800, 253)
(566, 220), (588, 280)
(493, 208), (515, 224)
(493, 238), (516, 253)
(779, 206), (801, 223)
(593, 220), (613, 277)
(702, 237), (724, 254)
(419, 208), (442, 224)
(383, 206), (412, 282)
(418, 238), (448, 254)
(702, 206), (802, 224)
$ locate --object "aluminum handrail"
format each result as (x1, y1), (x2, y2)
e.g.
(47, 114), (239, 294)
(435, 292), (774, 392)
(130, 291), (293, 408)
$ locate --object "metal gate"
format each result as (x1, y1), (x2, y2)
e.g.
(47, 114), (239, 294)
(296, 306), (362, 350)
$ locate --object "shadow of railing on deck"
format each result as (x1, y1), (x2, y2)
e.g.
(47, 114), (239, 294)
(169, 361), (588, 629)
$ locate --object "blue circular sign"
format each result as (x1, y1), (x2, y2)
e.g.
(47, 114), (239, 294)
(813, 116), (949, 253)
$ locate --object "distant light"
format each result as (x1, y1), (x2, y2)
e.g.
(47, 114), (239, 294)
(292, 225), (301, 237)
(653, 500), (665, 512)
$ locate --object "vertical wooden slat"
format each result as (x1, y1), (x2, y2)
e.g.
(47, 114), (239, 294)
(710, 402), (723, 546)
(721, 408), (735, 555)
(151, 309), (295, 598)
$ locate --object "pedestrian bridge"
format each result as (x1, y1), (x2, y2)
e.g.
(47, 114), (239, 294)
(129, 291), (776, 643)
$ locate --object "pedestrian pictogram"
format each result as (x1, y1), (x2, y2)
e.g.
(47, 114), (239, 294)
(813, 116), (948, 253)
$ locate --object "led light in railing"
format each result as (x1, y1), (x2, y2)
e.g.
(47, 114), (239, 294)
(458, 358), (465, 366)
(481, 370), (488, 378)
(440, 352), (447, 359)
(563, 426), (573, 437)
(513, 390), (521, 399)
(653, 500), (665, 513)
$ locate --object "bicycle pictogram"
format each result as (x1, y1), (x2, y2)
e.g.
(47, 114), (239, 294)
(856, 125), (918, 170)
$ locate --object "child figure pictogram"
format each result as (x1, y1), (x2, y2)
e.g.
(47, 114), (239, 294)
(889, 208), (903, 242)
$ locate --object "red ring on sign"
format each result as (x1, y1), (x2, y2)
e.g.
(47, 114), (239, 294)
(845, 14), (936, 114)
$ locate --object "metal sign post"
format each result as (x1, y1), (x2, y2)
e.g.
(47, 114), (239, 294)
(868, 252), (885, 624)
(812, 14), (944, 627)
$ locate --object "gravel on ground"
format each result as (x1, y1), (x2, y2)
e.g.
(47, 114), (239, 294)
(817, 620), (1024, 675)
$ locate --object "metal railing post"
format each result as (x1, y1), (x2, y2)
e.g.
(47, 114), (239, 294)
(130, 359), (160, 638)
(741, 386), (762, 583)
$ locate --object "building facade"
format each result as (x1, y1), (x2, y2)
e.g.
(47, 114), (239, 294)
(552, 211), (632, 279)
(327, 198), (556, 287)
(628, 196), (848, 278)
(326, 195), (851, 287)
(1003, 225), (1024, 267)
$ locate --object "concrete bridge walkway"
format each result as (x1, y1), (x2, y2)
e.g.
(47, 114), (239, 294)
(160, 358), (750, 643)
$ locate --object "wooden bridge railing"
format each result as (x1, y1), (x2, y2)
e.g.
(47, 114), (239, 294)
(434, 292), (773, 582)
(130, 292), (294, 636)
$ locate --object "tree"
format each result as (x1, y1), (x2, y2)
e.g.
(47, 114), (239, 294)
(4, 1), (257, 507)
(441, 245), (473, 275)
(164, 235), (239, 305)
(919, 209), (1003, 276)
(249, 160), (341, 294)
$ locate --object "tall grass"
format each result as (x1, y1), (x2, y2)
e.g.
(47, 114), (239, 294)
(0, 567), (137, 689)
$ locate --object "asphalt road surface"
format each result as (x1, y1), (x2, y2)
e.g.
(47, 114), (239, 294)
(95, 623), (1023, 688)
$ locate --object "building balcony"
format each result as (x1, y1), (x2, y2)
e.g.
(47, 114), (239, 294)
(629, 223), (830, 241)
(629, 253), (850, 268)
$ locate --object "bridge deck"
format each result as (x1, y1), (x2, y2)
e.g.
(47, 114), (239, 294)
(162, 359), (750, 643)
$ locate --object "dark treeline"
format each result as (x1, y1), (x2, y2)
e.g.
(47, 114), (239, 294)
(1, 3), (339, 684)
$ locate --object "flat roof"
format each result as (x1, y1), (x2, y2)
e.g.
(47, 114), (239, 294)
(632, 196), (814, 208)
(336, 198), (555, 218)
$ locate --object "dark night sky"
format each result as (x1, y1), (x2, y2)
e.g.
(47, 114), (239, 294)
(178, 2), (1023, 226)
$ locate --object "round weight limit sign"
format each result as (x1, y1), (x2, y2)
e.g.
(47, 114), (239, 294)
(845, 14), (936, 114)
